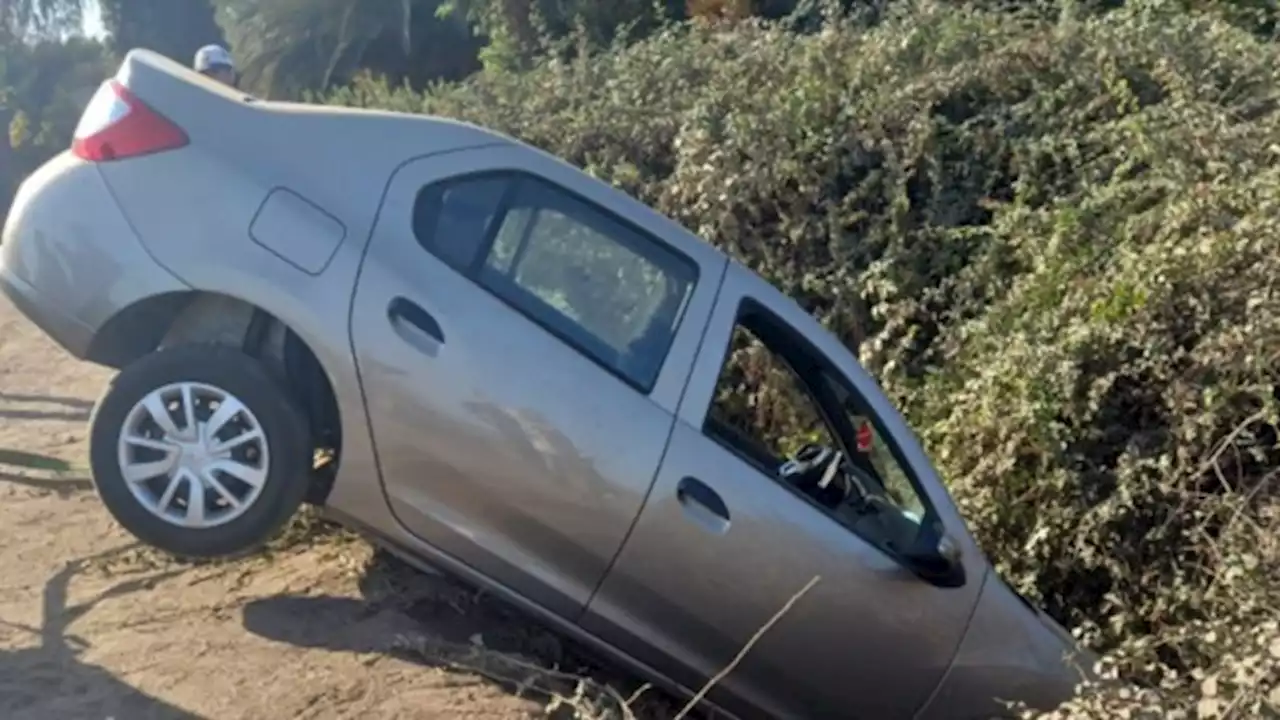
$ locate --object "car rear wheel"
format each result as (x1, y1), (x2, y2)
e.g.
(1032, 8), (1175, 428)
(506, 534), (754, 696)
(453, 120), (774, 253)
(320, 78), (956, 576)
(88, 344), (312, 558)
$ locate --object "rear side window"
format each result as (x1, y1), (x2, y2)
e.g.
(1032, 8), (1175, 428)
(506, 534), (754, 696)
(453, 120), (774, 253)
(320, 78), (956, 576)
(412, 173), (698, 392)
(412, 176), (507, 271)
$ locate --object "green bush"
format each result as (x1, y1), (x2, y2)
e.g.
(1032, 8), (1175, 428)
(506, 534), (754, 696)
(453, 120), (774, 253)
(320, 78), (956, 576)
(1, 38), (112, 227)
(326, 1), (1280, 714)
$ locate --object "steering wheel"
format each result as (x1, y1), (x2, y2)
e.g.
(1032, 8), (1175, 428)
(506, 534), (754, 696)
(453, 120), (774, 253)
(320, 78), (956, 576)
(778, 442), (863, 509)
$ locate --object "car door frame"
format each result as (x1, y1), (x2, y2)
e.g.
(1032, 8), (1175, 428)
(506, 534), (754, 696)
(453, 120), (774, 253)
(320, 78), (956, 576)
(678, 260), (988, 566)
(364, 144), (731, 414)
(581, 260), (991, 718)
(347, 141), (731, 620)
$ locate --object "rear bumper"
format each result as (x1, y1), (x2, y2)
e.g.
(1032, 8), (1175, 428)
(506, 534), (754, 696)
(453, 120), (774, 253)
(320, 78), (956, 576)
(0, 150), (190, 359)
(0, 266), (95, 357)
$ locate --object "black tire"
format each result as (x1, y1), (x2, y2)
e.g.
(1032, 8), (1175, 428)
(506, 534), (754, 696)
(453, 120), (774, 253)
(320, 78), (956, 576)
(88, 343), (312, 559)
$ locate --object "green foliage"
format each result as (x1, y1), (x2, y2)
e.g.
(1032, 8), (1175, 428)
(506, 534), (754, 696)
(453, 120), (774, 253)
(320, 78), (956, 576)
(167, 0), (1280, 100)
(1185, 0), (1280, 35)
(98, 0), (225, 64)
(2, 0), (1279, 714)
(439, 0), (679, 71)
(326, 1), (1280, 714)
(0, 36), (111, 228)
(0, 0), (82, 41)
(211, 0), (482, 98)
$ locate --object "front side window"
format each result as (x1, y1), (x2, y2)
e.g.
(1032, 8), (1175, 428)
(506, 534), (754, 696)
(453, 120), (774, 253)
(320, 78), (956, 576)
(413, 173), (698, 391)
(705, 303), (930, 556)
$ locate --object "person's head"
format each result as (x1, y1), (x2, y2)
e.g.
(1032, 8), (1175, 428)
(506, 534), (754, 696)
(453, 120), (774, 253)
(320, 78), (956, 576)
(193, 44), (236, 87)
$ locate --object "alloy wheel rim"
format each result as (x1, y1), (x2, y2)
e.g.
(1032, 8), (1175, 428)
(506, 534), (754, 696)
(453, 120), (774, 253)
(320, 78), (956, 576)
(116, 381), (270, 529)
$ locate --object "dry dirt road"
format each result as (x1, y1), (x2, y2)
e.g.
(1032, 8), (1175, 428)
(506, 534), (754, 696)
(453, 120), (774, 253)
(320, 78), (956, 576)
(0, 297), (651, 720)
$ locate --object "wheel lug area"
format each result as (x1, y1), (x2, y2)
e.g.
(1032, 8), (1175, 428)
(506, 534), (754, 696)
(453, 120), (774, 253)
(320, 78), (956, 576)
(117, 381), (270, 530)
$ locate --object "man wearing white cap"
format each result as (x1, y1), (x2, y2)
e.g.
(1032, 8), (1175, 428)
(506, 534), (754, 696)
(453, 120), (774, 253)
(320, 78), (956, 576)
(193, 44), (237, 87)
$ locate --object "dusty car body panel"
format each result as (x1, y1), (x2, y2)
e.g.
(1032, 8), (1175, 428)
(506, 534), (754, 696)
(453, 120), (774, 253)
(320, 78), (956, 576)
(0, 151), (191, 356)
(0, 48), (1090, 720)
(581, 261), (988, 719)
(349, 144), (728, 620)
(917, 571), (1086, 719)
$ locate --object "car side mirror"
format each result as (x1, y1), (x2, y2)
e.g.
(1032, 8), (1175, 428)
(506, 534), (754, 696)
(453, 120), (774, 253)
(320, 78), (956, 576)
(902, 526), (966, 588)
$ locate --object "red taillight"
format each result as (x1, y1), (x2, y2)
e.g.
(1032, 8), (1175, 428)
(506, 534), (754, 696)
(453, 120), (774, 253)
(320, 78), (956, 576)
(71, 80), (188, 162)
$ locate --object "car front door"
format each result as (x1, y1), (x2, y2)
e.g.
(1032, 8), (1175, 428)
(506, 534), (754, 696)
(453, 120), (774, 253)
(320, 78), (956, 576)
(349, 145), (726, 620)
(581, 262), (988, 719)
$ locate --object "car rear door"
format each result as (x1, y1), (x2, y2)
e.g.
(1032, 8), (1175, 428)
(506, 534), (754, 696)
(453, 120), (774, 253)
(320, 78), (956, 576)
(349, 144), (727, 620)
(581, 262), (987, 719)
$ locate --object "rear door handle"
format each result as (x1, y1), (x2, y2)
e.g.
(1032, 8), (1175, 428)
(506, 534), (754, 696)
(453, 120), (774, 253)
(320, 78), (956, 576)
(677, 476), (730, 533)
(388, 297), (445, 350)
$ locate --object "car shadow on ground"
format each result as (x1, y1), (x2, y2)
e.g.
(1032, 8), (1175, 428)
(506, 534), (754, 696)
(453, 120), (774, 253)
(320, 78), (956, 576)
(0, 392), (93, 407)
(0, 448), (75, 471)
(0, 448), (92, 497)
(0, 470), (93, 496)
(241, 549), (692, 719)
(0, 393), (92, 422)
(0, 545), (201, 720)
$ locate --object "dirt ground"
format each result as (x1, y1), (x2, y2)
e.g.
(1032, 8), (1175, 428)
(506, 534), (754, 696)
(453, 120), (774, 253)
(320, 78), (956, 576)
(0, 297), (654, 720)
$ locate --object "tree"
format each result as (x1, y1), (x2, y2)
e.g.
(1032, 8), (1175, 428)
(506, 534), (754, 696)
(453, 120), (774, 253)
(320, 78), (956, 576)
(1, 35), (112, 227)
(0, 0), (82, 42)
(98, 0), (226, 64)
(211, 0), (481, 98)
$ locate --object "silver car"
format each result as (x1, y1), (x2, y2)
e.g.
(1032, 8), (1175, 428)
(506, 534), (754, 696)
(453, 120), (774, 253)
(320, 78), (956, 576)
(0, 49), (1090, 719)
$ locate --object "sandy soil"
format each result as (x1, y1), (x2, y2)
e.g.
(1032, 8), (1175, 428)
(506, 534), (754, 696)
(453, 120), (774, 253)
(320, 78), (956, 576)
(0, 297), (652, 720)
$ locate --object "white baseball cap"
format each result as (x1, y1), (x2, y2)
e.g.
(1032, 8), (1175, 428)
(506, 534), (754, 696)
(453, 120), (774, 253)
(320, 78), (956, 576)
(193, 44), (234, 73)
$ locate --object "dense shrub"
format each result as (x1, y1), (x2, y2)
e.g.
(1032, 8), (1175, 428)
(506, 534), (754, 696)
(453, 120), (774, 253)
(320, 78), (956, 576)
(325, 1), (1280, 714)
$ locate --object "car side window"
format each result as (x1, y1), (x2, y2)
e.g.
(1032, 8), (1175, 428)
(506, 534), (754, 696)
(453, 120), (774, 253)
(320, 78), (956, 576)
(412, 175), (508, 272)
(704, 303), (930, 555)
(412, 173), (698, 392)
(707, 324), (834, 465)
